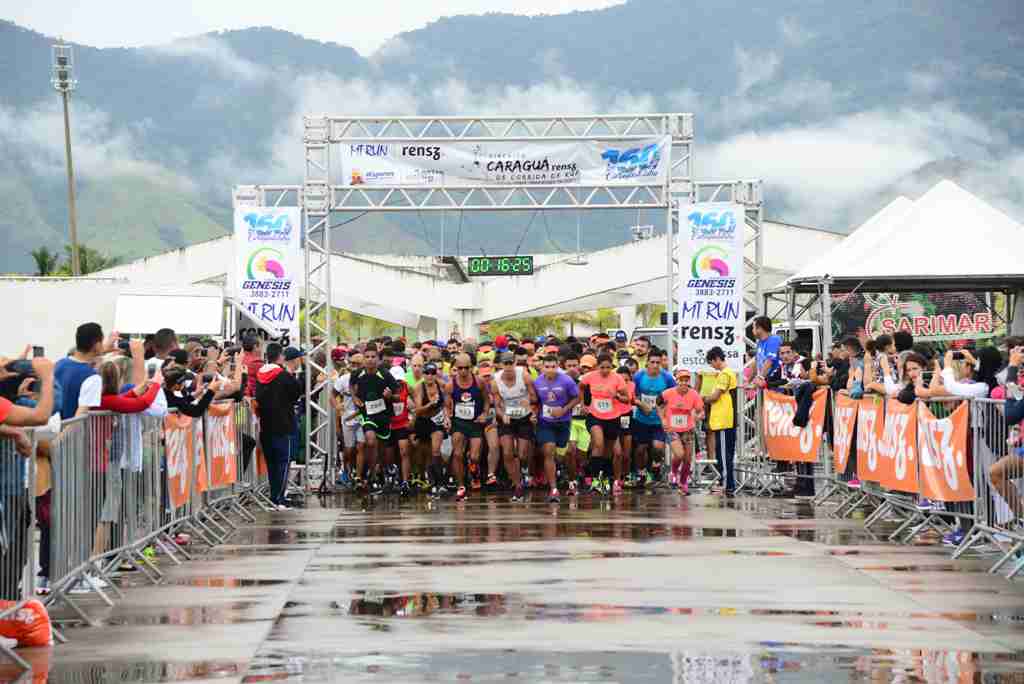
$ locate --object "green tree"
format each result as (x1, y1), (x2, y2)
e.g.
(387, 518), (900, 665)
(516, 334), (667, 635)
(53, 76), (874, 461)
(636, 303), (665, 327)
(54, 244), (121, 275)
(29, 246), (60, 276)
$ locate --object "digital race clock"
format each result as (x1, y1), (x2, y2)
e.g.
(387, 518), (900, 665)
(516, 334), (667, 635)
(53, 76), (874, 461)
(466, 256), (534, 276)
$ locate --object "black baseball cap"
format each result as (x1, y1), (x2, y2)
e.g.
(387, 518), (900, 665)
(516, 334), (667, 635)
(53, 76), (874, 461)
(283, 347), (305, 361)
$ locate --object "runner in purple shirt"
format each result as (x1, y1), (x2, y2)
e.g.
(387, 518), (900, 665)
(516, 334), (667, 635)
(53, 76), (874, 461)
(533, 354), (581, 501)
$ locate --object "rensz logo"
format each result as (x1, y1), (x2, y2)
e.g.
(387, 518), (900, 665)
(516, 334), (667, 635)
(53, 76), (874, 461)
(244, 212), (293, 242)
(601, 143), (661, 180)
(688, 211), (737, 240)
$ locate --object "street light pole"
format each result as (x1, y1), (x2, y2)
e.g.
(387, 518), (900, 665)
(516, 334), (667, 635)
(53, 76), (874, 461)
(52, 40), (80, 276)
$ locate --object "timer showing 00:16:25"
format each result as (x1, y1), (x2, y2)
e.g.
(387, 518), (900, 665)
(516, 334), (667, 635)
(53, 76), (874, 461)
(466, 256), (534, 276)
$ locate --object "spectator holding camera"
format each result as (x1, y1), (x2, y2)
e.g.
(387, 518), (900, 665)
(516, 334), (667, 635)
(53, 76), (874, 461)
(939, 347), (1001, 399)
(98, 340), (164, 413)
(54, 322), (120, 419)
(162, 366), (221, 417)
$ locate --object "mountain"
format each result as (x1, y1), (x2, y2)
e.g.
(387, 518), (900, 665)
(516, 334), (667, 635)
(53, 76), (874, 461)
(1, 1), (1022, 272)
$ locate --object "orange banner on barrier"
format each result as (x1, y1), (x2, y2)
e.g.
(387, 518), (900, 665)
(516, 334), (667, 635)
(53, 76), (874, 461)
(833, 393), (859, 475)
(193, 415), (209, 494)
(877, 398), (919, 493)
(918, 401), (974, 502)
(207, 408), (239, 489)
(856, 396), (885, 482)
(762, 388), (827, 463)
(164, 414), (194, 510)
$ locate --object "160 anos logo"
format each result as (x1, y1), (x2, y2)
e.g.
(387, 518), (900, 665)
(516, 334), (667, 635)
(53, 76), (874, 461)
(601, 142), (662, 181)
(243, 212), (293, 242)
(688, 210), (737, 240)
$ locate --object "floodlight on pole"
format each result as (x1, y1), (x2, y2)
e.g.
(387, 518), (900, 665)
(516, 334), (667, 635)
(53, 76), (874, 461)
(52, 40), (80, 276)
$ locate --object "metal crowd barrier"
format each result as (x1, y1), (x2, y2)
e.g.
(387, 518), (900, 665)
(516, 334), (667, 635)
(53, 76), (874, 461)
(43, 400), (273, 631)
(0, 429), (38, 670)
(750, 387), (1024, 579)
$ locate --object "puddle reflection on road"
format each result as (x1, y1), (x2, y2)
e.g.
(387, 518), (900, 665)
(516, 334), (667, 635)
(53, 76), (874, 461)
(242, 647), (1024, 683)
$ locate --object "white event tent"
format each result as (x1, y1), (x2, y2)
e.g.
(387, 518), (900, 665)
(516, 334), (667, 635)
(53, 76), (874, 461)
(775, 180), (1024, 346)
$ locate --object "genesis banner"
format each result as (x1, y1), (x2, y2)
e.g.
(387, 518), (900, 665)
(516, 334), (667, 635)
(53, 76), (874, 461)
(675, 203), (745, 371)
(339, 136), (671, 187)
(234, 207), (301, 340)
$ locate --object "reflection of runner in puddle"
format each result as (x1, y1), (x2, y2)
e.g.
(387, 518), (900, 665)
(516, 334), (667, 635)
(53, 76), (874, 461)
(348, 593), (507, 618)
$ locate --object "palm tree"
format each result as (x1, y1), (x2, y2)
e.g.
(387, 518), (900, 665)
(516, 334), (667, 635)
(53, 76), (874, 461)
(30, 246), (60, 276)
(560, 311), (594, 337)
(636, 303), (666, 327)
(54, 244), (121, 275)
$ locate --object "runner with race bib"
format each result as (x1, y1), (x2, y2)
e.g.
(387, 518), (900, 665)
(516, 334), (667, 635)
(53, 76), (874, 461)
(446, 353), (490, 501)
(533, 354), (580, 502)
(492, 352), (539, 501)
(658, 367), (705, 495)
(351, 344), (399, 493)
(579, 352), (630, 494)
(413, 361), (449, 496)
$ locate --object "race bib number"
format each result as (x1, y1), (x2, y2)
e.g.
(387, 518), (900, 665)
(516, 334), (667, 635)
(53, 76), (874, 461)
(506, 406), (528, 419)
(671, 414), (688, 430)
(595, 398), (613, 414)
(620, 415), (631, 429)
(542, 405), (558, 419)
(431, 411), (447, 426)
(393, 402), (405, 417)
(641, 394), (658, 408)
(455, 403), (475, 421)
(365, 398), (386, 415)
(572, 404), (583, 417)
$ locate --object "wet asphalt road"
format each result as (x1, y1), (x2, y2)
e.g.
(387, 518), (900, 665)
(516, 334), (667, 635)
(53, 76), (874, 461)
(20, 489), (1024, 682)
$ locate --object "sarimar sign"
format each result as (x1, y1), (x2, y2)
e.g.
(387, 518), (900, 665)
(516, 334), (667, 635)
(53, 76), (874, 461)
(339, 137), (671, 187)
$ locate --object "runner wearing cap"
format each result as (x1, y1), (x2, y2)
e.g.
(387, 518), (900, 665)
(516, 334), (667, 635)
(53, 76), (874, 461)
(413, 361), (450, 496)
(580, 353), (630, 492)
(476, 357), (502, 490)
(446, 353), (490, 501)
(333, 352), (365, 488)
(560, 353), (589, 488)
(658, 367), (704, 495)
(491, 352), (538, 500)
(384, 366), (414, 497)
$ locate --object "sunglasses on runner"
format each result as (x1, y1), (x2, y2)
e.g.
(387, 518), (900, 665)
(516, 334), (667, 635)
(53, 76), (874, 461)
(455, 365), (471, 370)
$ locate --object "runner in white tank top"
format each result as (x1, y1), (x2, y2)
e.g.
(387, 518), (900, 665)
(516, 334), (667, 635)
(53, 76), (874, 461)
(491, 353), (539, 500)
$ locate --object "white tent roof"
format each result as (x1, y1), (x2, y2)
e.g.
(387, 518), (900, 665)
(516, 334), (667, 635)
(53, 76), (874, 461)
(787, 196), (914, 284)
(787, 180), (1024, 292)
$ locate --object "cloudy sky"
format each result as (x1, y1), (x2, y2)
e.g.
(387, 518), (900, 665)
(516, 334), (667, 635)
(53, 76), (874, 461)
(4, 0), (626, 55)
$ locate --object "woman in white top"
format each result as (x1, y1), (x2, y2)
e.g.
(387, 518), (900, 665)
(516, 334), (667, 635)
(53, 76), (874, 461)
(940, 347), (1000, 399)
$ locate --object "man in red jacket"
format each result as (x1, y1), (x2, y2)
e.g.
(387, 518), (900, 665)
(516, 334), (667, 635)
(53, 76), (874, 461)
(242, 334), (263, 398)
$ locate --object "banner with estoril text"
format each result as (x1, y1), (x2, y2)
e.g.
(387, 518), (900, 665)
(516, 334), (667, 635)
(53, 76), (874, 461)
(339, 137), (671, 187)
(675, 203), (745, 371)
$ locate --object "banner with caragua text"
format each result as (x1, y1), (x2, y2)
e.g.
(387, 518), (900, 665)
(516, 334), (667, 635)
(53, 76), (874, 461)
(833, 393), (859, 474)
(234, 207), (301, 341)
(762, 389), (828, 463)
(675, 203), (745, 371)
(163, 414), (194, 510)
(877, 398), (919, 493)
(918, 401), (974, 502)
(339, 137), (671, 187)
(207, 403), (239, 489)
(856, 396), (886, 482)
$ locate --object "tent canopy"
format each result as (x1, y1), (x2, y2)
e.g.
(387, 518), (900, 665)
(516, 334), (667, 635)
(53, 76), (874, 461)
(785, 180), (1024, 293)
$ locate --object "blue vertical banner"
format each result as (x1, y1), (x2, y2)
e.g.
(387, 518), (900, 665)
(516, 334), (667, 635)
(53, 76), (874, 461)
(676, 202), (745, 371)
(234, 207), (301, 341)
